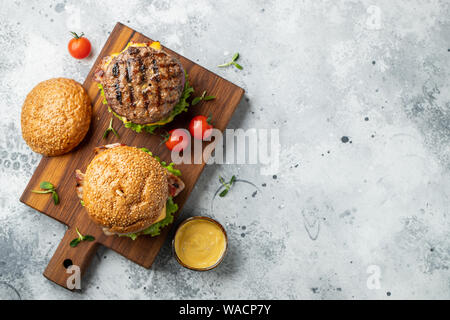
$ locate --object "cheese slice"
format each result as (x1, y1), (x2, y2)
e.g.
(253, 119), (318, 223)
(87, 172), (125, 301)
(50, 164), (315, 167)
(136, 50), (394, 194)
(153, 202), (166, 224)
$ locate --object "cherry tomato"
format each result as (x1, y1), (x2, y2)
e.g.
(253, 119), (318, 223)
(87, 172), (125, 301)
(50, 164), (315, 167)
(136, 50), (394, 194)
(68, 32), (91, 59)
(165, 129), (190, 152)
(189, 115), (213, 140)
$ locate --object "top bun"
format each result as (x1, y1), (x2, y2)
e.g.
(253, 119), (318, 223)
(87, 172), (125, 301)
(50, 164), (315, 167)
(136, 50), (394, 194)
(21, 78), (91, 156)
(82, 146), (169, 234)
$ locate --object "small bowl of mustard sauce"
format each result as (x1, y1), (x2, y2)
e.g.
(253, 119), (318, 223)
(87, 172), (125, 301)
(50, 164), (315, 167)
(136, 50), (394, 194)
(172, 216), (228, 271)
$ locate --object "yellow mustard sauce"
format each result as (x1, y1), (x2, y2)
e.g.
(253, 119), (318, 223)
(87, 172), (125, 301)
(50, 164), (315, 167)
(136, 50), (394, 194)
(174, 219), (226, 269)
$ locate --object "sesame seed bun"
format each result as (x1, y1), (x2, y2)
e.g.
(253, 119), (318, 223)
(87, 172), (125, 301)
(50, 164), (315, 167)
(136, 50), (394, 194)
(82, 146), (169, 234)
(21, 78), (92, 156)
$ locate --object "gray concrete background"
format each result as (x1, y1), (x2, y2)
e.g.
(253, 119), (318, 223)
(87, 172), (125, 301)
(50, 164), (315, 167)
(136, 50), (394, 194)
(0, 0), (449, 299)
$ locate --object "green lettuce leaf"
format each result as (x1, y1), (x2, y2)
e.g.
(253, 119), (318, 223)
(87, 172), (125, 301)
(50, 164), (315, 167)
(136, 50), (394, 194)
(97, 83), (107, 105)
(122, 197), (178, 240)
(140, 197), (178, 237)
(139, 147), (181, 176)
(98, 72), (194, 134)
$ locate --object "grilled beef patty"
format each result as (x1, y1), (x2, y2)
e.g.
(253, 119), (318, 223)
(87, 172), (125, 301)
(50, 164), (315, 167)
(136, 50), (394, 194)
(95, 45), (184, 124)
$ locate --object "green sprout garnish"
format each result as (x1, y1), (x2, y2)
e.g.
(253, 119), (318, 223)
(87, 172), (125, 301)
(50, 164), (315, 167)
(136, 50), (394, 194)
(70, 228), (95, 247)
(192, 90), (216, 106)
(219, 175), (237, 197)
(103, 117), (120, 139)
(31, 181), (59, 205)
(218, 53), (243, 70)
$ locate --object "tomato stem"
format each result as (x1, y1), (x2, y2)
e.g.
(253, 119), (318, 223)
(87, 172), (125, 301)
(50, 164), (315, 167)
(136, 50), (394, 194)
(160, 131), (170, 145)
(70, 31), (84, 39)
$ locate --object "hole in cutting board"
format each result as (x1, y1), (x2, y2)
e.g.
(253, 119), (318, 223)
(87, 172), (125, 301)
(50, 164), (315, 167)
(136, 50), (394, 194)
(63, 259), (73, 269)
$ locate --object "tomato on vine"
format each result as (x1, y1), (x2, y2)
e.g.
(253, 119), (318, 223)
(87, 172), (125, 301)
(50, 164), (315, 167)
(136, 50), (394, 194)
(164, 129), (190, 152)
(189, 115), (213, 140)
(68, 32), (91, 59)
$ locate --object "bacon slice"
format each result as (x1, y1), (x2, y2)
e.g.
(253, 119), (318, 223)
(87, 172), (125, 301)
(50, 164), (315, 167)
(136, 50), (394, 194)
(75, 169), (85, 200)
(93, 143), (124, 154)
(93, 56), (110, 82)
(167, 172), (185, 197)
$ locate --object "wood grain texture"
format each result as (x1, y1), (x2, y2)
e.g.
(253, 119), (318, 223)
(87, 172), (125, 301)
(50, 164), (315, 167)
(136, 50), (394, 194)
(20, 22), (244, 290)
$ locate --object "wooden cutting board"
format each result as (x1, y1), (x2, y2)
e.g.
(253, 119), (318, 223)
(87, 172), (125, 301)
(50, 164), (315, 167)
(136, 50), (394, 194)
(19, 22), (244, 290)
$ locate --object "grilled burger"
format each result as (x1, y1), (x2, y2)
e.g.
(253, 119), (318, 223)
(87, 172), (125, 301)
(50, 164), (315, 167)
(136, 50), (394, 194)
(94, 42), (194, 133)
(75, 144), (185, 239)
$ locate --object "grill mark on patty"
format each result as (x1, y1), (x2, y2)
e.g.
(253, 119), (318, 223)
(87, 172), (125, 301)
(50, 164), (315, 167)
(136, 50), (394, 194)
(138, 57), (146, 83)
(125, 59), (133, 83)
(151, 58), (161, 82)
(110, 60), (123, 104)
(151, 57), (161, 109)
(124, 59), (135, 106)
(112, 62), (120, 77)
(128, 56), (146, 112)
(128, 84), (135, 106)
(155, 61), (181, 84)
(128, 46), (139, 55)
(141, 72), (149, 111)
(114, 82), (122, 104)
